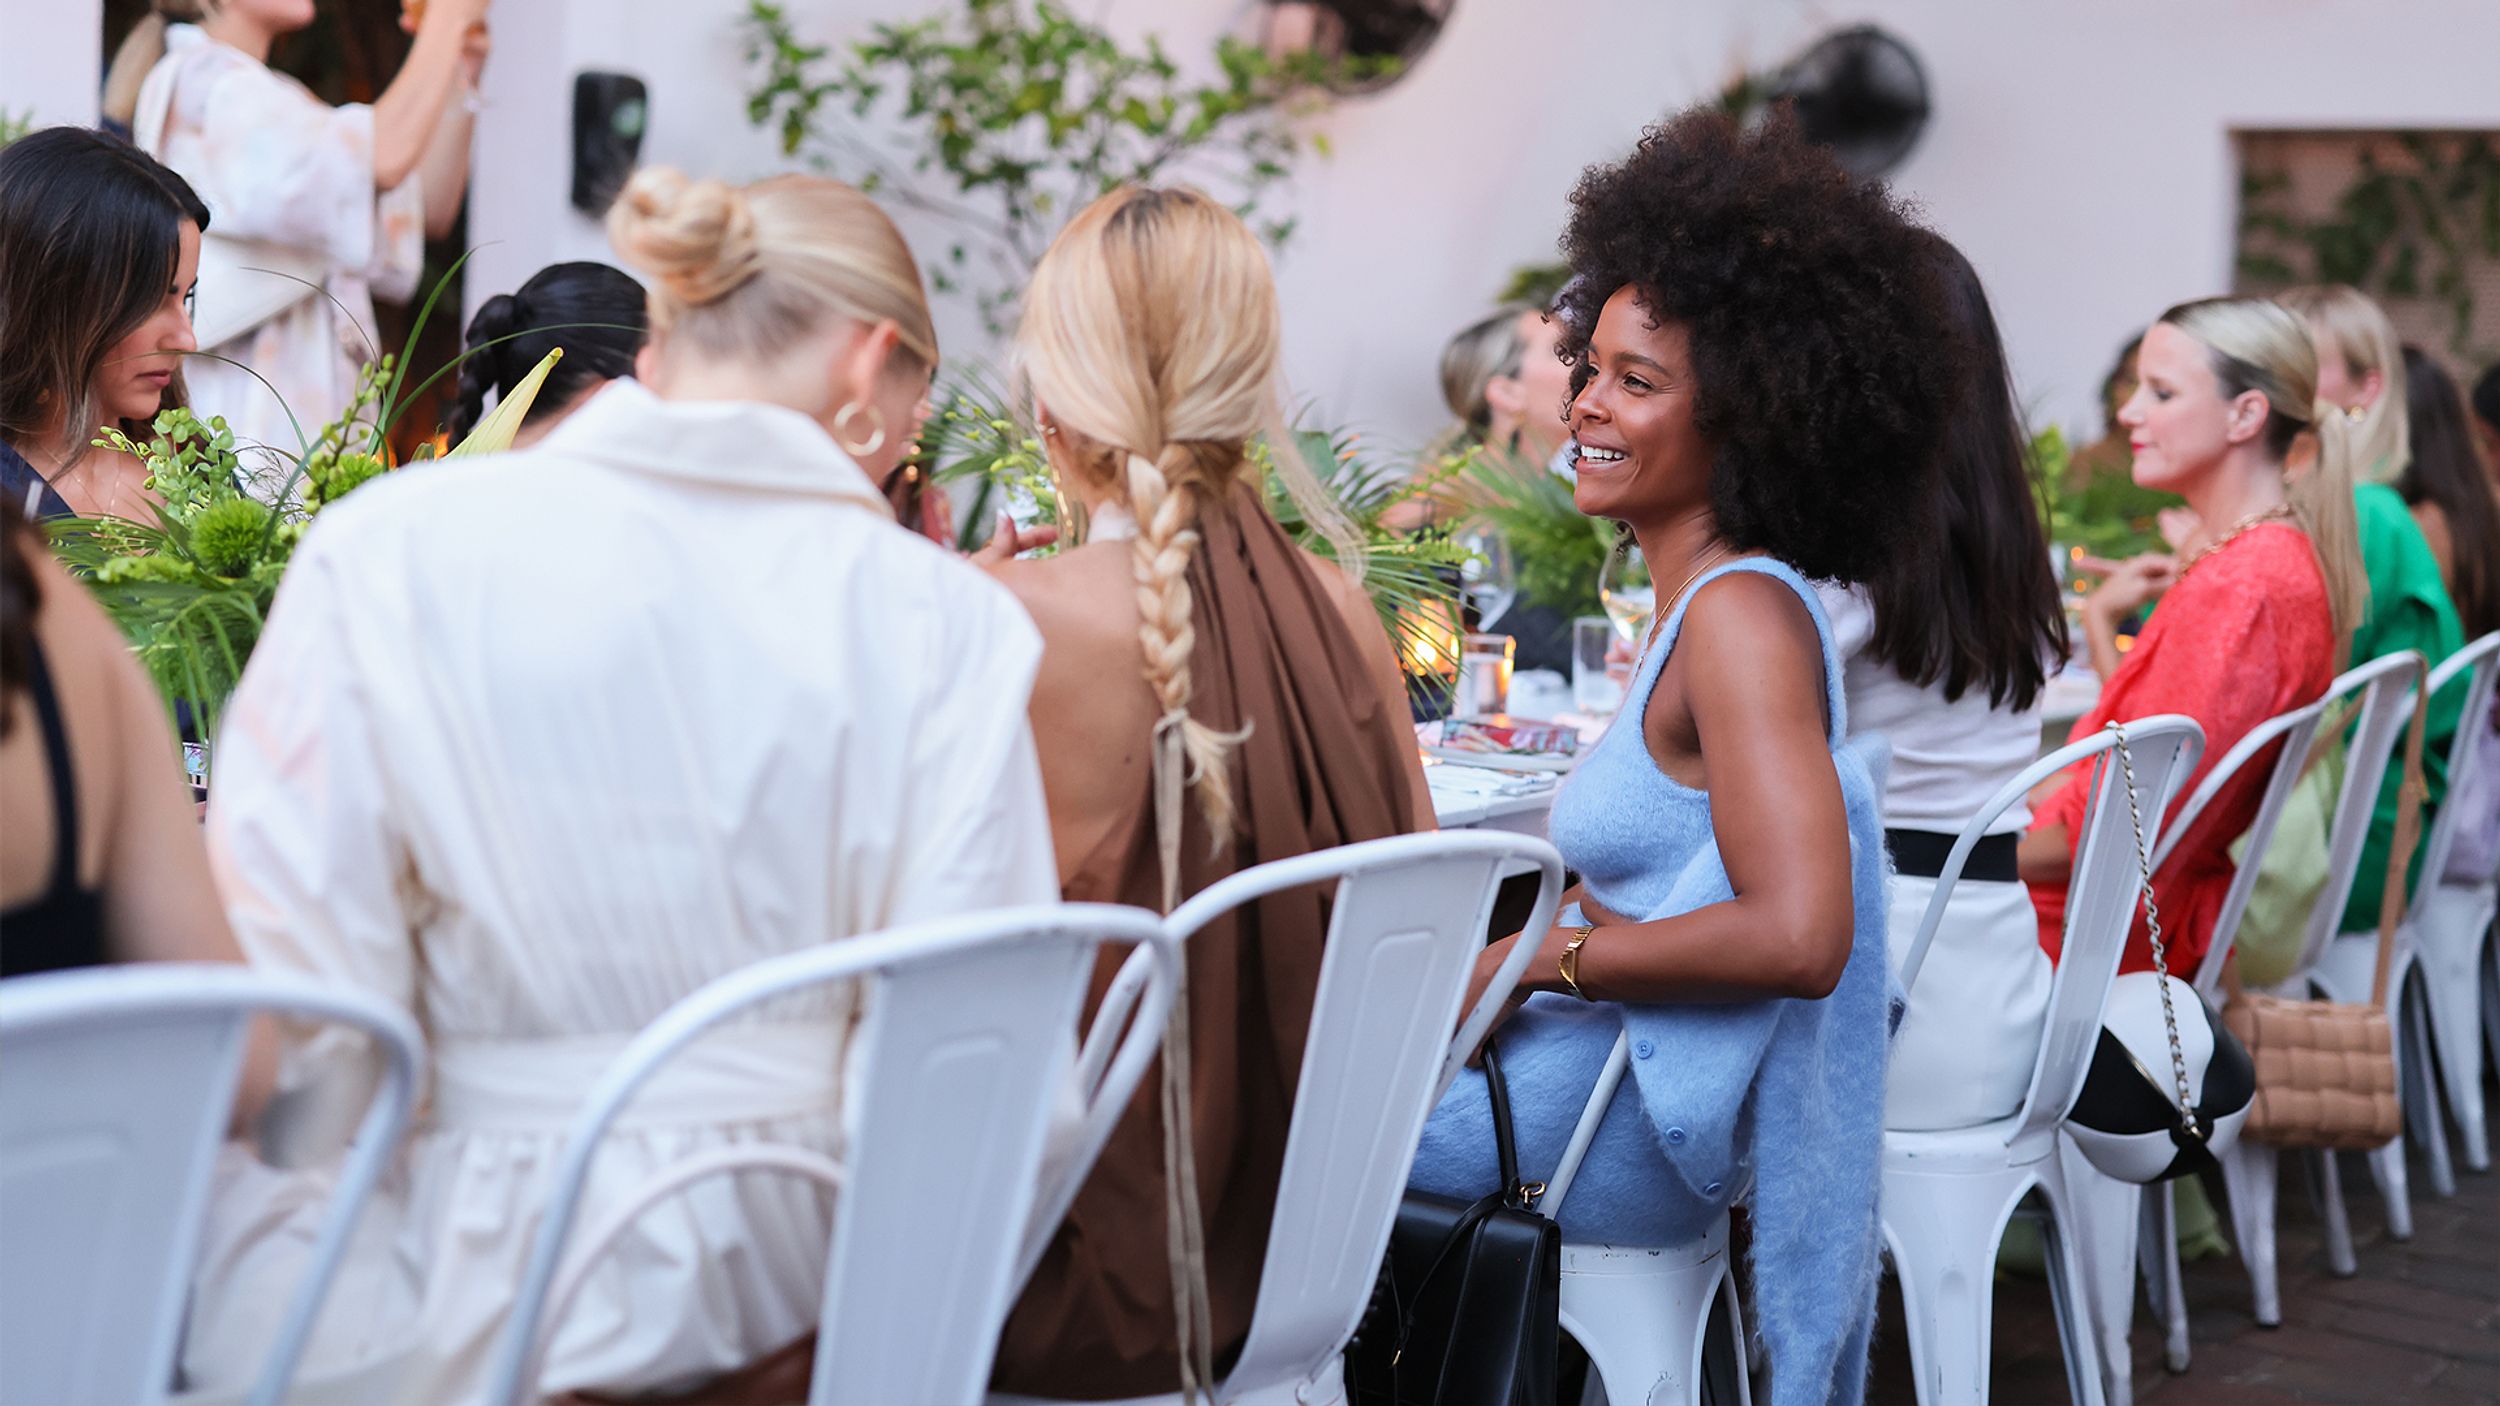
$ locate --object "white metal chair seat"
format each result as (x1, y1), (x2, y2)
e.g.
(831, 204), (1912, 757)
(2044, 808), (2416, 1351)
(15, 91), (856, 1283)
(0, 964), (423, 1406)
(994, 830), (1565, 1406)
(1542, 1031), (1751, 1406)
(1884, 715), (2203, 1406)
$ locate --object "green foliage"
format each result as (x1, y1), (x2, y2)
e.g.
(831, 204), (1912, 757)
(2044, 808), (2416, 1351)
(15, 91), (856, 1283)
(2239, 132), (2500, 358)
(1461, 451), (1611, 618)
(2029, 424), (2176, 563)
(1497, 262), (1570, 311)
(0, 110), (32, 147)
(744, 0), (1385, 330)
(916, 369), (1466, 667)
(46, 261), (563, 742)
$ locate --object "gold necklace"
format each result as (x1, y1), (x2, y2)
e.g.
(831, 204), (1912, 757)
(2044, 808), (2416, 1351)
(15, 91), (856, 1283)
(1637, 541), (1734, 661)
(2180, 504), (2292, 575)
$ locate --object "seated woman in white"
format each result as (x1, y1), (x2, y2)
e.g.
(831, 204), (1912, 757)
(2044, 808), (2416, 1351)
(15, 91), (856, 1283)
(183, 168), (1058, 1403)
(1816, 232), (2070, 1133)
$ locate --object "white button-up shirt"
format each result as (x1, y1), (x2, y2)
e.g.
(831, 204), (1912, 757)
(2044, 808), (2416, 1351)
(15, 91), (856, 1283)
(189, 379), (1060, 1400)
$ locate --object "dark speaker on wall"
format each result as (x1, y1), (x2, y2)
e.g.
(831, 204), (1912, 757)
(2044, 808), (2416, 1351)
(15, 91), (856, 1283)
(572, 71), (648, 216)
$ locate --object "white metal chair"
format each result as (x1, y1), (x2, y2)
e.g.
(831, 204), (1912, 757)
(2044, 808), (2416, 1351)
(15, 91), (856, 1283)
(0, 964), (423, 1406)
(993, 829), (1566, 1406)
(2194, 651), (2423, 1330)
(1882, 715), (2203, 1406)
(2125, 692), (2331, 1376)
(482, 903), (1176, 1406)
(2317, 632), (2500, 1175)
(1542, 1032), (1751, 1406)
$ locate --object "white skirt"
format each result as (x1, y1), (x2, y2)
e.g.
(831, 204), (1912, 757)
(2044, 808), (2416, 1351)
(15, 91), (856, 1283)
(1882, 872), (2052, 1132)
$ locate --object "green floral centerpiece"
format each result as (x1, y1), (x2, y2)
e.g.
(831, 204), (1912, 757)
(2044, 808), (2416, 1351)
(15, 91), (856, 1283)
(48, 297), (563, 738)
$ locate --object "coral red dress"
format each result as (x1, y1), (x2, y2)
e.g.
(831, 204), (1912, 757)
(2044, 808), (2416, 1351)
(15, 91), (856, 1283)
(2029, 522), (2335, 976)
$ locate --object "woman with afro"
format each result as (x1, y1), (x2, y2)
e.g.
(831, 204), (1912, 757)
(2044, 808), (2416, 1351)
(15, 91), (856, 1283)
(1409, 106), (1959, 1405)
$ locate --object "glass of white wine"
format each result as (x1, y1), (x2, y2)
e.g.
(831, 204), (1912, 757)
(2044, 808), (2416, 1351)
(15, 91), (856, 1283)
(1598, 539), (1654, 647)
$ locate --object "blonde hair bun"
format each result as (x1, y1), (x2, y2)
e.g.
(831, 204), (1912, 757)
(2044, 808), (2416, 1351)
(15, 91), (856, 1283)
(608, 167), (763, 310)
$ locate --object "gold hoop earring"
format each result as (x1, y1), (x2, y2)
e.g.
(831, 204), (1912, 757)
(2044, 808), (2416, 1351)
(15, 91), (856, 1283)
(2344, 403), (2367, 423)
(832, 402), (887, 458)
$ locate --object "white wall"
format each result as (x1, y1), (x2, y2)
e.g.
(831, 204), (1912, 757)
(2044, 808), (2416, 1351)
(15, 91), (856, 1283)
(0, 0), (102, 130)
(464, 0), (2500, 446)
(19, 1), (2497, 443)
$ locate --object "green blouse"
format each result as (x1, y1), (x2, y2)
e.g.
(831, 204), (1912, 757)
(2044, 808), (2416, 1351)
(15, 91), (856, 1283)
(2341, 482), (2465, 932)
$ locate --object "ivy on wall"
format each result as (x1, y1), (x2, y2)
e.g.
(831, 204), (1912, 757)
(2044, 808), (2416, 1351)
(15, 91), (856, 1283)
(2239, 131), (2500, 359)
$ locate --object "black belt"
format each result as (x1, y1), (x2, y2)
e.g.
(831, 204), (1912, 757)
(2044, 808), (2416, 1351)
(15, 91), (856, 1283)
(1885, 828), (2019, 884)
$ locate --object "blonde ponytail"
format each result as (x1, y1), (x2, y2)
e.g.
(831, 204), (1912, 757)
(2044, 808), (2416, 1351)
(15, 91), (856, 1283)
(102, 3), (211, 130)
(2296, 405), (2371, 660)
(2161, 295), (2374, 662)
(2279, 284), (2410, 485)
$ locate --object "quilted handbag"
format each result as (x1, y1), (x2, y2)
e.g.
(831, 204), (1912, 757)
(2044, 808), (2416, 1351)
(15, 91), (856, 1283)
(2219, 676), (2426, 1149)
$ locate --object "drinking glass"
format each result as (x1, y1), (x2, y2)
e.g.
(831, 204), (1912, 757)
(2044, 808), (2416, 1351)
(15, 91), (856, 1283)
(1598, 538), (1654, 646)
(1454, 633), (1515, 718)
(1571, 617), (1623, 715)
(1457, 524), (1518, 631)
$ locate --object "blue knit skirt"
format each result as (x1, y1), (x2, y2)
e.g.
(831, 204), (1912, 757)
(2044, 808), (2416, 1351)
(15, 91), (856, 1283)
(1407, 992), (1737, 1247)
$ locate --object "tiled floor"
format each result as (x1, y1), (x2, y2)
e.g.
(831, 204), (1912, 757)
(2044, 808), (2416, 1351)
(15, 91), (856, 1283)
(1865, 1128), (2500, 1404)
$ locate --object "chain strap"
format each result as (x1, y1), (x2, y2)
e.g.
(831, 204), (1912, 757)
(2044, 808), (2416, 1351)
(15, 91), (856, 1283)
(2104, 721), (2200, 1134)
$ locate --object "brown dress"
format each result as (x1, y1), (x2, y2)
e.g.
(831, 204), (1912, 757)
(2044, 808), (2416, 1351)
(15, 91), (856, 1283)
(989, 486), (1421, 1397)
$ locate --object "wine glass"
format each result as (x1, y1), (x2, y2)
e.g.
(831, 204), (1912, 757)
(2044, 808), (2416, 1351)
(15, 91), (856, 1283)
(1598, 538), (1654, 647)
(1456, 524), (1518, 631)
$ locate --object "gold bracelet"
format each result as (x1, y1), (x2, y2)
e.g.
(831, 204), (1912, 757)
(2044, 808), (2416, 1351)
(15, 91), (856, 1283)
(1557, 923), (1596, 1001)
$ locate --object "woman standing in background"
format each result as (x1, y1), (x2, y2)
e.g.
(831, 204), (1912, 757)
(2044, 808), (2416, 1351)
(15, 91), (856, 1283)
(104, 0), (490, 463)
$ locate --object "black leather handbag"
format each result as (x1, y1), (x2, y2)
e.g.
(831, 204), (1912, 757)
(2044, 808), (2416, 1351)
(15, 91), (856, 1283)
(1346, 1041), (1561, 1406)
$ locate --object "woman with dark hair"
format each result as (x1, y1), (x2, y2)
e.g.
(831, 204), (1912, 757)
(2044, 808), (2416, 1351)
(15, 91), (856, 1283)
(2397, 346), (2500, 640)
(1816, 231), (2070, 1132)
(0, 125), (208, 523)
(2400, 348), (2500, 889)
(1406, 108), (1958, 1404)
(449, 261), (649, 448)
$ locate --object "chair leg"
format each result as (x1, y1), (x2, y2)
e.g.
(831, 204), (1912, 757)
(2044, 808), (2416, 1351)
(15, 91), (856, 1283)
(2142, 1183), (2189, 1373)
(2314, 1150), (2359, 1277)
(1882, 1173), (2022, 1406)
(1699, 1273), (1753, 1406)
(2055, 1140), (2137, 1406)
(2219, 1140), (2282, 1327)
(2034, 1184), (2112, 1406)
(2414, 893), (2496, 1171)
(2482, 934), (2500, 1085)
(2402, 974), (2457, 1198)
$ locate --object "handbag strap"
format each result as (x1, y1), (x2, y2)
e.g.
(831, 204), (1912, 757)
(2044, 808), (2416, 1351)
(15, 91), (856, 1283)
(2366, 670), (2433, 1008)
(2106, 722), (2201, 1135)
(1480, 1041), (1532, 1208)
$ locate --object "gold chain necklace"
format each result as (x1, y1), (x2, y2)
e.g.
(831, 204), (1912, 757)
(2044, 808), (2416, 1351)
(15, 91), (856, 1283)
(2180, 504), (2292, 576)
(1636, 541), (1734, 663)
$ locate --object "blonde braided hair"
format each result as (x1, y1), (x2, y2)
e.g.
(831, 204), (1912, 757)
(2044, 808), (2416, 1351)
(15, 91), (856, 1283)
(1019, 185), (1353, 1402)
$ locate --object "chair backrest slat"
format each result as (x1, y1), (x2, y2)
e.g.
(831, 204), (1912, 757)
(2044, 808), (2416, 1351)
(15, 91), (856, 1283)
(2411, 632), (2500, 911)
(2294, 652), (2426, 974)
(0, 965), (422, 1406)
(2016, 717), (2203, 1144)
(1189, 831), (1564, 1394)
(482, 904), (1170, 1406)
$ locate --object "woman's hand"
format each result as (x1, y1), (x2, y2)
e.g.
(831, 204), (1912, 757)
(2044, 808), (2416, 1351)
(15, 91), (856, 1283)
(970, 512), (1060, 568)
(2076, 551), (2177, 624)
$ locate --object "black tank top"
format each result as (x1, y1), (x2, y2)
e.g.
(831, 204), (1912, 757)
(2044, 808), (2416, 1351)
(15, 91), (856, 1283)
(1, 637), (108, 976)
